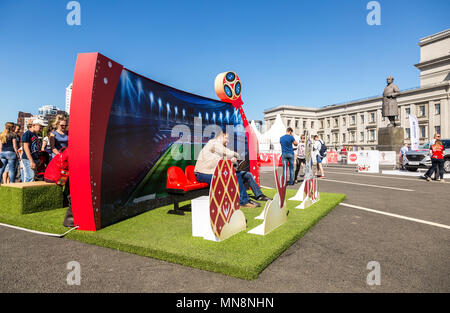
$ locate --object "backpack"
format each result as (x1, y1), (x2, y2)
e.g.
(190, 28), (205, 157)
(319, 140), (327, 157)
(44, 147), (69, 186)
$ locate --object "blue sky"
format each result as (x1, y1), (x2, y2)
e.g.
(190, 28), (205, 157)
(0, 0), (449, 127)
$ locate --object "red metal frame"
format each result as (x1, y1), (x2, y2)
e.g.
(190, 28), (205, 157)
(69, 53), (123, 230)
(69, 53), (259, 231)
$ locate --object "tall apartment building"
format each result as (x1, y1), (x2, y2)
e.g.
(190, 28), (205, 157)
(264, 29), (450, 150)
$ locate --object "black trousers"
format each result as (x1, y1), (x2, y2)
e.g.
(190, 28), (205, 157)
(425, 159), (444, 180)
(294, 158), (306, 181)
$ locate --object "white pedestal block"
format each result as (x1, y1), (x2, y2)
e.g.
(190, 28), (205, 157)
(191, 196), (219, 242)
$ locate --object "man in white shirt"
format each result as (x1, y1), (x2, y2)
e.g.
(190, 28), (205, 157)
(195, 131), (270, 208)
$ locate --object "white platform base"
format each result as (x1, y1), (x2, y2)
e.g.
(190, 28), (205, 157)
(191, 196), (219, 242)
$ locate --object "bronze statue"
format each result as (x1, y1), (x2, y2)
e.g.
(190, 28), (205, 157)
(382, 76), (400, 127)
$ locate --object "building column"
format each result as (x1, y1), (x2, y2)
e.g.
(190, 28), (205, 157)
(428, 100), (434, 140)
(442, 97), (450, 138)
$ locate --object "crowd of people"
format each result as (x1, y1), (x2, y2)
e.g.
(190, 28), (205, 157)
(0, 115), (69, 184)
(280, 127), (327, 185)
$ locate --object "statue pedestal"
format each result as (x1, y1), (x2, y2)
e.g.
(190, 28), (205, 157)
(377, 127), (404, 152)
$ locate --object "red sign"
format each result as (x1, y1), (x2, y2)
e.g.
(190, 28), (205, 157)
(327, 151), (338, 164)
(258, 153), (282, 167)
(349, 153), (358, 162)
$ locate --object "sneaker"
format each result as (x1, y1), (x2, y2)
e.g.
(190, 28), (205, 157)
(426, 176), (431, 181)
(248, 200), (261, 207)
(255, 194), (272, 201)
(241, 202), (257, 208)
(441, 179), (445, 183)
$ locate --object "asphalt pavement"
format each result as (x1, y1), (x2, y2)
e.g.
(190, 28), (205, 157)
(1, 165), (449, 292)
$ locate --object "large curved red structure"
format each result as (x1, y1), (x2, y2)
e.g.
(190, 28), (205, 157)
(69, 53), (259, 231)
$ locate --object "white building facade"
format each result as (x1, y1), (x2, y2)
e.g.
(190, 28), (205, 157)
(38, 105), (59, 116)
(264, 29), (450, 150)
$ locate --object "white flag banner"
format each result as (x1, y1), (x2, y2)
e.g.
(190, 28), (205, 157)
(409, 114), (419, 150)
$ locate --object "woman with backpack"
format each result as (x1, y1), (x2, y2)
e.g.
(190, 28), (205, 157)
(313, 135), (326, 178)
(423, 140), (446, 182)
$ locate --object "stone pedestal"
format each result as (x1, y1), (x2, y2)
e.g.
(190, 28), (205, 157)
(377, 127), (404, 152)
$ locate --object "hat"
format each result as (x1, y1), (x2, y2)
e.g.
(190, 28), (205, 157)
(32, 119), (48, 126)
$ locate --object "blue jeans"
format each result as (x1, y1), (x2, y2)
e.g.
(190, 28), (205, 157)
(196, 171), (251, 205)
(195, 172), (213, 185)
(282, 153), (295, 185)
(0, 151), (17, 183)
(21, 159), (36, 182)
(316, 154), (323, 164)
(237, 171), (262, 199)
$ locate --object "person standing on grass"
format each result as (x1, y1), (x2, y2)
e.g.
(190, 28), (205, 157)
(312, 135), (326, 178)
(21, 119), (46, 182)
(423, 139), (445, 182)
(280, 127), (298, 186)
(0, 122), (19, 184)
(294, 134), (306, 184)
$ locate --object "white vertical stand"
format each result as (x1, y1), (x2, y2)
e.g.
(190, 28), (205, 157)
(191, 196), (219, 242)
(295, 179), (319, 209)
(248, 193), (287, 236)
(288, 179), (306, 201)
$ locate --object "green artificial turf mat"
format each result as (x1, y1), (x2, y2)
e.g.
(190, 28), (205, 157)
(0, 183), (63, 215)
(0, 188), (345, 280)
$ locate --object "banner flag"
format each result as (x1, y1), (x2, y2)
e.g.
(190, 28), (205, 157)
(409, 114), (419, 150)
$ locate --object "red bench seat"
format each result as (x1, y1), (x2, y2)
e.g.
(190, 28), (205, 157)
(166, 166), (208, 194)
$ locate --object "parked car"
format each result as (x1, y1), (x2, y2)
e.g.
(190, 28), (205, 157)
(404, 139), (450, 173)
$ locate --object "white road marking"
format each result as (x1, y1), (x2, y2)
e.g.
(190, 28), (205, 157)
(321, 178), (414, 191)
(260, 185), (275, 189)
(0, 222), (78, 237)
(326, 167), (357, 171)
(325, 171), (450, 183)
(340, 203), (450, 230)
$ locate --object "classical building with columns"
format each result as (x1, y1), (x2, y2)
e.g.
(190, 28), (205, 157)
(264, 29), (450, 150)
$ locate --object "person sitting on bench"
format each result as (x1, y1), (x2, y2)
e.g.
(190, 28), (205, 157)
(194, 131), (271, 208)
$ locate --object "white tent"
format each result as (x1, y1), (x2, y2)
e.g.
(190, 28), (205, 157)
(256, 114), (302, 152)
(258, 114), (286, 151)
(250, 120), (263, 143)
